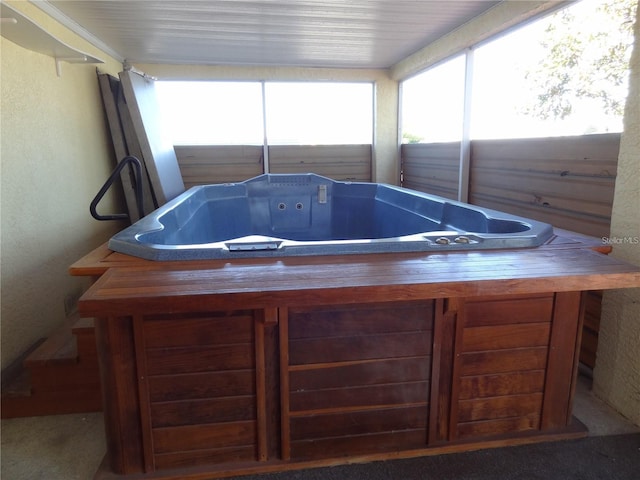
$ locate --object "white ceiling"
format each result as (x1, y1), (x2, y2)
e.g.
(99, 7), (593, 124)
(42, 0), (504, 69)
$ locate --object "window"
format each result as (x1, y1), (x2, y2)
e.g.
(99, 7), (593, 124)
(156, 81), (264, 145)
(265, 82), (373, 145)
(400, 55), (465, 143)
(157, 81), (373, 146)
(401, 0), (635, 141)
(471, 0), (634, 139)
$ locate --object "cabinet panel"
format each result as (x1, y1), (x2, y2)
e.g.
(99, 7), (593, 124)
(283, 301), (435, 460)
(453, 294), (555, 440)
(137, 310), (261, 470)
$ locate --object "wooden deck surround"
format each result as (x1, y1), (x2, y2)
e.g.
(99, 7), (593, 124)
(71, 230), (640, 480)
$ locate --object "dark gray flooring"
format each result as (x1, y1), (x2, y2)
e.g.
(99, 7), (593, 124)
(242, 434), (640, 480)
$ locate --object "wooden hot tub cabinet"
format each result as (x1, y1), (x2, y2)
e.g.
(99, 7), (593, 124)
(72, 232), (640, 480)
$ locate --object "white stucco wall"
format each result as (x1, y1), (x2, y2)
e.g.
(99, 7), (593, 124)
(593, 5), (640, 426)
(1, 1), (124, 367)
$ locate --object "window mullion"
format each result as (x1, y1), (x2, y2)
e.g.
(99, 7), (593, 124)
(458, 48), (474, 203)
(261, 81), (270, 174)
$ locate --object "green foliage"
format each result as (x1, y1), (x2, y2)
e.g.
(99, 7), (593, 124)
(524, 0), (637, 120)
(402, 132), (425, 144)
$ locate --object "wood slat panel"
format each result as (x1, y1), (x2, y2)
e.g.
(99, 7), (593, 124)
(470, 171), (615, 206)
(175, 145), (263, 187)
(146, 344), (254, 375)
(458, 393), (544, 422)
(458, 370), (546, 400)
(153, 420), (256, 454)
(270, 163), (370, 179)
(290, 381), (429, 413)
(144, 313), (254, 347)
(291, 405), (427, 440)
(290, 357), (430, 391)
(289, 331), (432, 365)
(177, 144), (372, 184)
(270, 145), (371, 161)
(469, 134), (619, 238)
(470, 182), (614, 218)
(401, 134), (619, 238)
(457, 413), (540, 439)
(464, 295), (554, 327)
(402, 163), (459, 184)
(148, 370), (255, 402)
(154, 445), (257, 470)
(471, 134), (620, 167)
(401, 142), (460, 200)
(175, 145), (263, 164)
(288, 302), (433, 339)
(151, 395), (256, 428)
(460, 347), (549, 376)
(269, 144), (372, 182)
(462, 323), (551, 352)
(467, 196), (612, 238)
(291, 429), (426, 460)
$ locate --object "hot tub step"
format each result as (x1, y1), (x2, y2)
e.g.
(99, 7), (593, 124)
(1, 317), (101, 418)
(24, 325), (78, 367)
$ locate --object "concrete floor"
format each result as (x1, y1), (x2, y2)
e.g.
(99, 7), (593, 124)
(1, 375), (638, 480)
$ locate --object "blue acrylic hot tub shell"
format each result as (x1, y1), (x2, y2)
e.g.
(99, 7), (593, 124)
(108, 173), (554, 261)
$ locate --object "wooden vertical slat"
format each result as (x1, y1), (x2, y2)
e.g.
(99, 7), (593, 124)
(254, 314), (268, 461)
(94, 317), (145, 474)
(446, 298), (465, 441)
(430, 301), (457, 444)
(566, 293), (587, 421)
(132, 315), (154, 472)
(540, 291), (583, 429)
(279, 308), (291, 460)
(264, 309), (281, 459)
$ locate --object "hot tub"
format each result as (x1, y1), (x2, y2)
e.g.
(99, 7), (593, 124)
(108, 173), (553, 260)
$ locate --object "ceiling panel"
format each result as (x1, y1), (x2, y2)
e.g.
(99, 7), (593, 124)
(44, 0), (502, 68)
